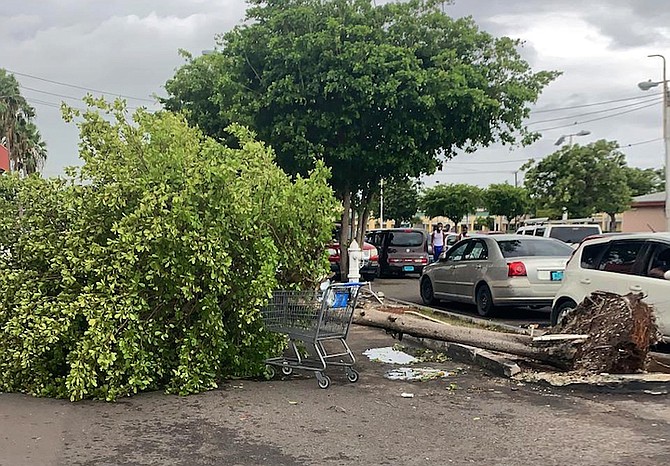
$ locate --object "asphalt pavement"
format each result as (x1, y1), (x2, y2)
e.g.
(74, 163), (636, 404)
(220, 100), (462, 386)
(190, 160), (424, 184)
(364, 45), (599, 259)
(370, 276), (552, 330)
(2, 326), (669, 465)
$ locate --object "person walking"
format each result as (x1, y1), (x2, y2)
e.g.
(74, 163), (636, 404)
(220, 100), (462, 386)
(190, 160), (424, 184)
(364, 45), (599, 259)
(457, 224), (469, 242)
(431, 223), (446, 261)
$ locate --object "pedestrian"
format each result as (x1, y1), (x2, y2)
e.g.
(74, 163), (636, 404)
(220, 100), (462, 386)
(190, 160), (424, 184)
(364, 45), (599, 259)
(431, 222), (446, 261)
(457, 224), (468, 242)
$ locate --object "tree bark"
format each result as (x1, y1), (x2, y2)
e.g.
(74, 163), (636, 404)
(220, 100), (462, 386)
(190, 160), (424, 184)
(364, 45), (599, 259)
(608, 212), (617, 233)
(353, 308), (576, 369)
(355, 190), (375, 247)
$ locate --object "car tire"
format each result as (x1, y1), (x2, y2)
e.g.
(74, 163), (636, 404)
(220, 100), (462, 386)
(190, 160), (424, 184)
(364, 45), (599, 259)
(551, 299), (577, 326)
(420, 277), (437, 305)
(475, 284), (496, 317)
(362, 273), (376, 283)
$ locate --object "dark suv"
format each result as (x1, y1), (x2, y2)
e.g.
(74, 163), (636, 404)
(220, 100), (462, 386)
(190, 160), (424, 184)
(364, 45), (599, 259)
(366, 228), (431, 276)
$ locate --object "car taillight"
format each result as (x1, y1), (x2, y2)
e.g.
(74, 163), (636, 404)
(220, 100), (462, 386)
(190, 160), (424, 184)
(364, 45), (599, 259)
(414, 257), (428, 264)
(507, 261), (527, 277)
(370, 247), (378, 262)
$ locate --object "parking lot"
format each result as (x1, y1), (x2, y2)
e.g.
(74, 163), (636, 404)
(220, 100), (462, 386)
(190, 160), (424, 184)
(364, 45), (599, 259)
(371, 276), (552, 330)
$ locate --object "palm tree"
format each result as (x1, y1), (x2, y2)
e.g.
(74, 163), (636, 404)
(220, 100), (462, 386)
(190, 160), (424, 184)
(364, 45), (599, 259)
(0, 69), (47, 175)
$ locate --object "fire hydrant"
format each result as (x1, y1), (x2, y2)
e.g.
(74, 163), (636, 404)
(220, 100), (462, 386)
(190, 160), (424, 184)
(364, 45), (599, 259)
(348, 239), (362, 283)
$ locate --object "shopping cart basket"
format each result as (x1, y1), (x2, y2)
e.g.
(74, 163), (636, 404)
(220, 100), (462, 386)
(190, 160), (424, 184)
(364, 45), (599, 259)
(261, 282), (363, 389)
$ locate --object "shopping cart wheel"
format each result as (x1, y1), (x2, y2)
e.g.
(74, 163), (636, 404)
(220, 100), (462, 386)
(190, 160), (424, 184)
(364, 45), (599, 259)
(264, 364), (276, 379)
(316, 373), (331, 389)
(281, 365), (293, 376)
(345, 368), (359, 383)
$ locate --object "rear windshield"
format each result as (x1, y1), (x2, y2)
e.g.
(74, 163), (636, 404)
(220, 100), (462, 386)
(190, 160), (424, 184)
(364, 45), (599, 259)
(496, 239), (574, 258)
(389, 232), (424, 247)
(549, 226), (600, 244)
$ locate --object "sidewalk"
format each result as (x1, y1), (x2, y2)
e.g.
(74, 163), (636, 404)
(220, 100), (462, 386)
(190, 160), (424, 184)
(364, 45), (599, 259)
(1, 326), (669, 466)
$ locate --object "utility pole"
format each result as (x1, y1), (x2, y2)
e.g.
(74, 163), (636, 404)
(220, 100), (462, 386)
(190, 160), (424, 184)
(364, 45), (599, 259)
(514, 171), (519, 188)
(379, 178), (384, 228)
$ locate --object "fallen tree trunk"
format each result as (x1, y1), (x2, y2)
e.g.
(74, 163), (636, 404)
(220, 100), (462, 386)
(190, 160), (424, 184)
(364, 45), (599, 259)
(353, 308), (577, 369)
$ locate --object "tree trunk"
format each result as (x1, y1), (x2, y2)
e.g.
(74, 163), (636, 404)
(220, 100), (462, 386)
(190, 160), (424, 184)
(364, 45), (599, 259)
(355, 190), (375, 247)
(394, 219), (401, 228)
(608, 212), (617, 233)
(353, 308), (576, 369)
(339, 188), (352, 281)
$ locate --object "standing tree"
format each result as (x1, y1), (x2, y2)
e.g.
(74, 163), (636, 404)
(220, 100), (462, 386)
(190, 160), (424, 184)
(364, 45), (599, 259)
(163, 0), (558, 277)
(624, 166), (664, 196)
(483, 183), (529, 230)
(420, 184), (483, 227)
(523, 140), (631, 231)
(371, 179), (421, 227)
(0, 69), (47, 175)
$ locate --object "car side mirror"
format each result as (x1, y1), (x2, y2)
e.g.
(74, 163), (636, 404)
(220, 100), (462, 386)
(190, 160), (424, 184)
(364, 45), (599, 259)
(664, 270), (670, 281)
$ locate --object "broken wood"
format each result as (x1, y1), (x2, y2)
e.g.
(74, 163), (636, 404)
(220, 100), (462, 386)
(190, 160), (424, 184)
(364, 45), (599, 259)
(353, 307), (577, 369)
(549, 291), (660, 373)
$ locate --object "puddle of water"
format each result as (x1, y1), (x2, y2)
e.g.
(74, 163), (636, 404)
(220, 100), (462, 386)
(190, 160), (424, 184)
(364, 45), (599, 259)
(385, 367), (451, 381)
(363, 347), (418, 364)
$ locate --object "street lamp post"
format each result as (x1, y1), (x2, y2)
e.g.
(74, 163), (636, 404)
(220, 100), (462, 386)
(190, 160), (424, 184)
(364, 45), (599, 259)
(554, 130), (591, 146)
(639, 54), (670, 232)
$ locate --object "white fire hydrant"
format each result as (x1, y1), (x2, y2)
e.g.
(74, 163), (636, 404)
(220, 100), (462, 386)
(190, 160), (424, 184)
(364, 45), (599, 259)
(348, 239), (362, 283)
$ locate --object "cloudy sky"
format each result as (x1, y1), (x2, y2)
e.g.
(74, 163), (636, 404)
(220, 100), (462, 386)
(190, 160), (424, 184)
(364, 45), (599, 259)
(2, 0), (670, 187)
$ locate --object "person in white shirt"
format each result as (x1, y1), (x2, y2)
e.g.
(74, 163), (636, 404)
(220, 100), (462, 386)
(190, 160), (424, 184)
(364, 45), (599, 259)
(431, 223), (446, 261)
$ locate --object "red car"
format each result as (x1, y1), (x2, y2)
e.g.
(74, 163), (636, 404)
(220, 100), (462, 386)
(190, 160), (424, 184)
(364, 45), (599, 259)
(328, 241), (379, 281)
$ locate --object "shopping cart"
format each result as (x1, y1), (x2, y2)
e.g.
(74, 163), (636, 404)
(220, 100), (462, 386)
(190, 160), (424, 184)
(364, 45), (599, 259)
(261, 282), (363, 389)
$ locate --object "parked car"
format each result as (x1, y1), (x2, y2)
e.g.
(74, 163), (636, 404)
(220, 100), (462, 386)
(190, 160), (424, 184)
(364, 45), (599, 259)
(328, 241), (379, 281)
(552, 233), (670, 342)
(516, 223), (602, 247)
(420, 235), (574, 316)
(366, 228), (431, 276)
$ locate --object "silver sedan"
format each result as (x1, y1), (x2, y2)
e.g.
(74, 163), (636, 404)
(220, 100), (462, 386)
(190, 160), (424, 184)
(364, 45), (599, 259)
(419, 235), (574, 316)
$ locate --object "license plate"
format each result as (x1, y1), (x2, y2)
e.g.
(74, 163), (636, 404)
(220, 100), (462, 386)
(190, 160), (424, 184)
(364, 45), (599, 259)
(402, 266), (414, 272)
(550, 271), (564, 281)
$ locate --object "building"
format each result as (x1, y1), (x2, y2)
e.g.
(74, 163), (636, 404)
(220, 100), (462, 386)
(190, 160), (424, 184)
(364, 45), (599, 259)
(622, 192), (667, 233)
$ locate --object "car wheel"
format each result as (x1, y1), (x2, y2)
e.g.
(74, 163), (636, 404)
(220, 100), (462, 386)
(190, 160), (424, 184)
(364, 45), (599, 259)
(551, 299), (577, 326)
(362, 273), (376, 282)
(475, 284), (496, 317)
(420, 277), (437, 305)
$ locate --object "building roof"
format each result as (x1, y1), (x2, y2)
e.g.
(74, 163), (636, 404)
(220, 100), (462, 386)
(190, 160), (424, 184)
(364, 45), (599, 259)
(633, 192), (666, 204)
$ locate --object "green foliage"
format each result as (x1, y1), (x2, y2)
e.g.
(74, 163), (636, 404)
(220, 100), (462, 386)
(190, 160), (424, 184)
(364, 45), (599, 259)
(0, 69), (47, 174)
(474, 216), (494, 231)
(0, 99), (338, 400)
(420, 183), (483, 225)
(371, 179), (420, 227)
(523, 140), (632, 219)
(624, 166), (664, 197)
(163, 0), (558, 197)
(483, 183), (530, 223)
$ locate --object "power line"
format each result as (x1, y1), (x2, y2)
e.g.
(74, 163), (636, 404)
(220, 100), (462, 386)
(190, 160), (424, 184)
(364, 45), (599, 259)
(6, 69), (156, 103)
(531, 92), (663, 114)
(534, 100), (661, 132)
(528, 96), (663, 126)
(20, 85), (86, 102)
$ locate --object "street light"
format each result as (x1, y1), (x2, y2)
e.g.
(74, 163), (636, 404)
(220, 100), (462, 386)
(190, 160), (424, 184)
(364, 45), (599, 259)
(638, 54), (670, 232)
(554, 130), (591, 146)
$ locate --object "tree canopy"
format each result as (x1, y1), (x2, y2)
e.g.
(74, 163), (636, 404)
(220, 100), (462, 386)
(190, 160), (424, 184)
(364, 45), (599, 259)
(0, 69), (47, 175)
(523, 140), (631, 229)
(163, 0), (558, 275)
(0, 99), (338, 400)
(483, 183), (529, 228)
(371, 179), (421, 227)
(420, 183), (483, 226)
(624, 166), (664, 197)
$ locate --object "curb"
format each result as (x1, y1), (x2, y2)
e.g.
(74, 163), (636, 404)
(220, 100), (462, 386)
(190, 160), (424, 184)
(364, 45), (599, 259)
(403, 334), (522, 378)
(386, 297), (531, 335)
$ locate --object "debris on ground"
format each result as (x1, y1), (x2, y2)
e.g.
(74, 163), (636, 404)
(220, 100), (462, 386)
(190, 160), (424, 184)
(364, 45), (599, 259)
(549, 291), (661, 373)
(400, 392), (414, 398)
(363, 346), (418, 364)
(385, 367), (451, 381)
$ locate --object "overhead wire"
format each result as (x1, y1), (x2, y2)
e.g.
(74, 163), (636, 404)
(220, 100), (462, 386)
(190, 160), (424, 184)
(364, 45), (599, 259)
(5, 69), (156, 103)
(527, 96), (663, 126)
(533, 100), (661, 132)
(531, 92), (663, 114)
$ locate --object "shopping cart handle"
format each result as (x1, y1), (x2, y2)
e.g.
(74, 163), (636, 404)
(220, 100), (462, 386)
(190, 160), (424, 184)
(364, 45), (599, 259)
(338, 282), (363, 287)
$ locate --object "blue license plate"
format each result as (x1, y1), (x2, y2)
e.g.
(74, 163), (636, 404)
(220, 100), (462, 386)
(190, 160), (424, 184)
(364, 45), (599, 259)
(551, 271), (564, 281)
(402, 265), (415, 272)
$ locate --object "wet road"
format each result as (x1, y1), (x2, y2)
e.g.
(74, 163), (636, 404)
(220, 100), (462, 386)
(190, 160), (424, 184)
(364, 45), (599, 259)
(370, 276), (552, 331)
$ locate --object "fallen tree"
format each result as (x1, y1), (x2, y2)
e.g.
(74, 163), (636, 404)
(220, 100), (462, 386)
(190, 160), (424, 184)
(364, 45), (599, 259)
(354, 291), (660, 373)
(353, 307), (577, 369)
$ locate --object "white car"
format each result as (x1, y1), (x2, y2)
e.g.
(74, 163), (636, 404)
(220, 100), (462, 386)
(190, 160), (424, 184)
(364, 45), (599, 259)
(516, 223), (602, 247)
(552, 233), (670, 341)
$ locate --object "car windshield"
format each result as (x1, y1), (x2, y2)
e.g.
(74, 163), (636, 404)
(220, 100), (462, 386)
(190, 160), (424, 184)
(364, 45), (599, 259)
(389, 232), (424, 247)
(549, 226), (601, 244)
(496, 239), (574, 258)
